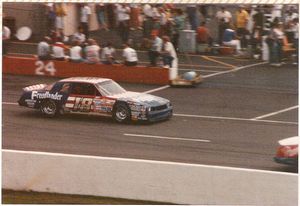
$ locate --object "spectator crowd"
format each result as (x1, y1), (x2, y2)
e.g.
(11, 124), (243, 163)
(3, 4), (299, 67)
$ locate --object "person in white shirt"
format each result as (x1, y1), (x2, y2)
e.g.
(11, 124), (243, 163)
(69, 40), (83, 63)
(2, 26), (11, 55)
(215, 6), (232, 45)
(84, 39), (101, 64)
(161, 36), (178, 69)
(80, 4), (92, 39)
(148, 32), (162, 67)
(73, 26), (86, 45)
(101, 42), (117, 64)
(116, 4), (131, 43)
(123, 43), (138, 66)
(52, 37), (68, 61)
(37, 36), (52, 60)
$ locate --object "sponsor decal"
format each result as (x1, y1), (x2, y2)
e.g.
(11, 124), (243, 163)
(25, 99), (37, 108)
(31, 91), (63, 100)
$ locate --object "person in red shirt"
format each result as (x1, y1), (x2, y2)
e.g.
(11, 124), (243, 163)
(197, 21), (213, 46)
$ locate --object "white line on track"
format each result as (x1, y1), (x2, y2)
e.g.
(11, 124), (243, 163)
(174, 113), (298, 125)
(2, 102), (18, 105)
(2, 102), (297, 125)
(124, 133), (210, 142)
(143, 85), (170, 94)
(251, 105), (299, 120)
(202, 61), (268, 79)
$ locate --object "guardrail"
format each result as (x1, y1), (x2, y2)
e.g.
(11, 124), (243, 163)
(3, 150), (298, 205)
(3, 55), (170, 85)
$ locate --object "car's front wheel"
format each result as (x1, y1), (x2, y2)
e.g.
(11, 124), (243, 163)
(113, 103), (131, 123)
(40, 99), (57, 117)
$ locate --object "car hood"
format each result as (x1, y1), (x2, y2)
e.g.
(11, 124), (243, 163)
(108, 91), (169, 106)
(278, 136), (299, 146)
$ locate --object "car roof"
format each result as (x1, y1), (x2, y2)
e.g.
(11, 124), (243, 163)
(59, 77), (111, 84)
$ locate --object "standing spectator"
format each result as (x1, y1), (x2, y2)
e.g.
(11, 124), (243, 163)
(161, 36), (178, 69)
(284, 7), (298, 43)
(236, 5), (249, 49)
(69, 40), (84, 63)
(252, 6), (264, 29)
(45, 3), (56, 35)
(116, 4), (131, 43)
(268, 22), (285, 66)
(2, 25), (11, 55)
(52, 37), (68, 61)
(123, 43), (138, 66)
(37, 36), (52, 60)
(222, 25), (242, 55)
(80, 4), (92, 39)
(292, 18), (298, 65)
(84, 39), (101, 64)
(143, 4), (154, 38)
(72, 26), (86, 45)
(173, 8), (185, 51)
(197, 21), (213, 46)
(130, 4), (141, 30)
(107, 4), (116, 29)
(158, 7), (168, 36)
(148, 32), (163, 67)
(186, 5), (199, 31)
(215, 6), (232, 45)
(55, 3), (67, 38)
(95, 3), (108, 31)
(101, 42), (117, 64)
(251, 26), (262, 58)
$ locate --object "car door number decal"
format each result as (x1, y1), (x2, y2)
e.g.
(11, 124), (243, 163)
(65, 97), (93, 112)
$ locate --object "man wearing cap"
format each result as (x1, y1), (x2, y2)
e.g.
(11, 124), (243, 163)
(148, 32), (163, 67)
(236, 5), (249, 49)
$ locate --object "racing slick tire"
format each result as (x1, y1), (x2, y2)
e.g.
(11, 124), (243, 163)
(113, 103), (131, 123)
(40, 99), (57, 117)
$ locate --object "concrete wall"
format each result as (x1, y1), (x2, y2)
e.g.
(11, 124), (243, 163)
(3, 149), (298, 205)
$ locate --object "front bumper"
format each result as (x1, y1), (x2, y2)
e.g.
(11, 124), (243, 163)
(273, 157), (298, 166)
(147, 108), (173, 122)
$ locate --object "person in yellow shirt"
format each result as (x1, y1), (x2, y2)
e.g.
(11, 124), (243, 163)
(236, 6), (249, 49)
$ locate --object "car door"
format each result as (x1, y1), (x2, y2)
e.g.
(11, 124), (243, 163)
(65, 83), (98, 113)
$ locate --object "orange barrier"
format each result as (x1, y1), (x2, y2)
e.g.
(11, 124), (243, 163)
(3, 55), (169, 85)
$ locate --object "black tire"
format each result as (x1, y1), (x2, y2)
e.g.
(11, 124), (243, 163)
(40, 99), (57, 117)
(113, 103), (131, 123)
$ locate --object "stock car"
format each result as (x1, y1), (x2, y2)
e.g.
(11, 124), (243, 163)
(18, 77), (173, 123)
(274, 136), (298, 166)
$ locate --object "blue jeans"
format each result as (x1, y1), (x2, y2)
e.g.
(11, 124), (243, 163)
(162, 55), (174, 68)
(269, 41), (282, 64)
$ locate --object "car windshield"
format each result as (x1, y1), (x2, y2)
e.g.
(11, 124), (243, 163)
(96, 80), (126, 96)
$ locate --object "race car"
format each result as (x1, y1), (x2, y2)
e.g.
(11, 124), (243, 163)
(18, 77), (173, 123)
(274, 136), (298, 166)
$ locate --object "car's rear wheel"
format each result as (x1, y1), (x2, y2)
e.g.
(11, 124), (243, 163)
(113, 103), (131, 123)
(40, 100), (57, 117)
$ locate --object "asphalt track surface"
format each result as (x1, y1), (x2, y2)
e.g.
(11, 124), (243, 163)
(3, 42), (299, 173)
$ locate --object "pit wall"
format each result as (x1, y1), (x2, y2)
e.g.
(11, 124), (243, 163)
(3, 150), (298, 205)
(2, 56), (169, 85)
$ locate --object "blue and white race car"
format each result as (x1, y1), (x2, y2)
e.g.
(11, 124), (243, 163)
(18, 77), (173, 123)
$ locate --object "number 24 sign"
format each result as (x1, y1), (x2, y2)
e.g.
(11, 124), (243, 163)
(35, 61), (56, 76)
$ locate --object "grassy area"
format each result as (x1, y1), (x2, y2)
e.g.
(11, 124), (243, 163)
(2, 189), (172, 204)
